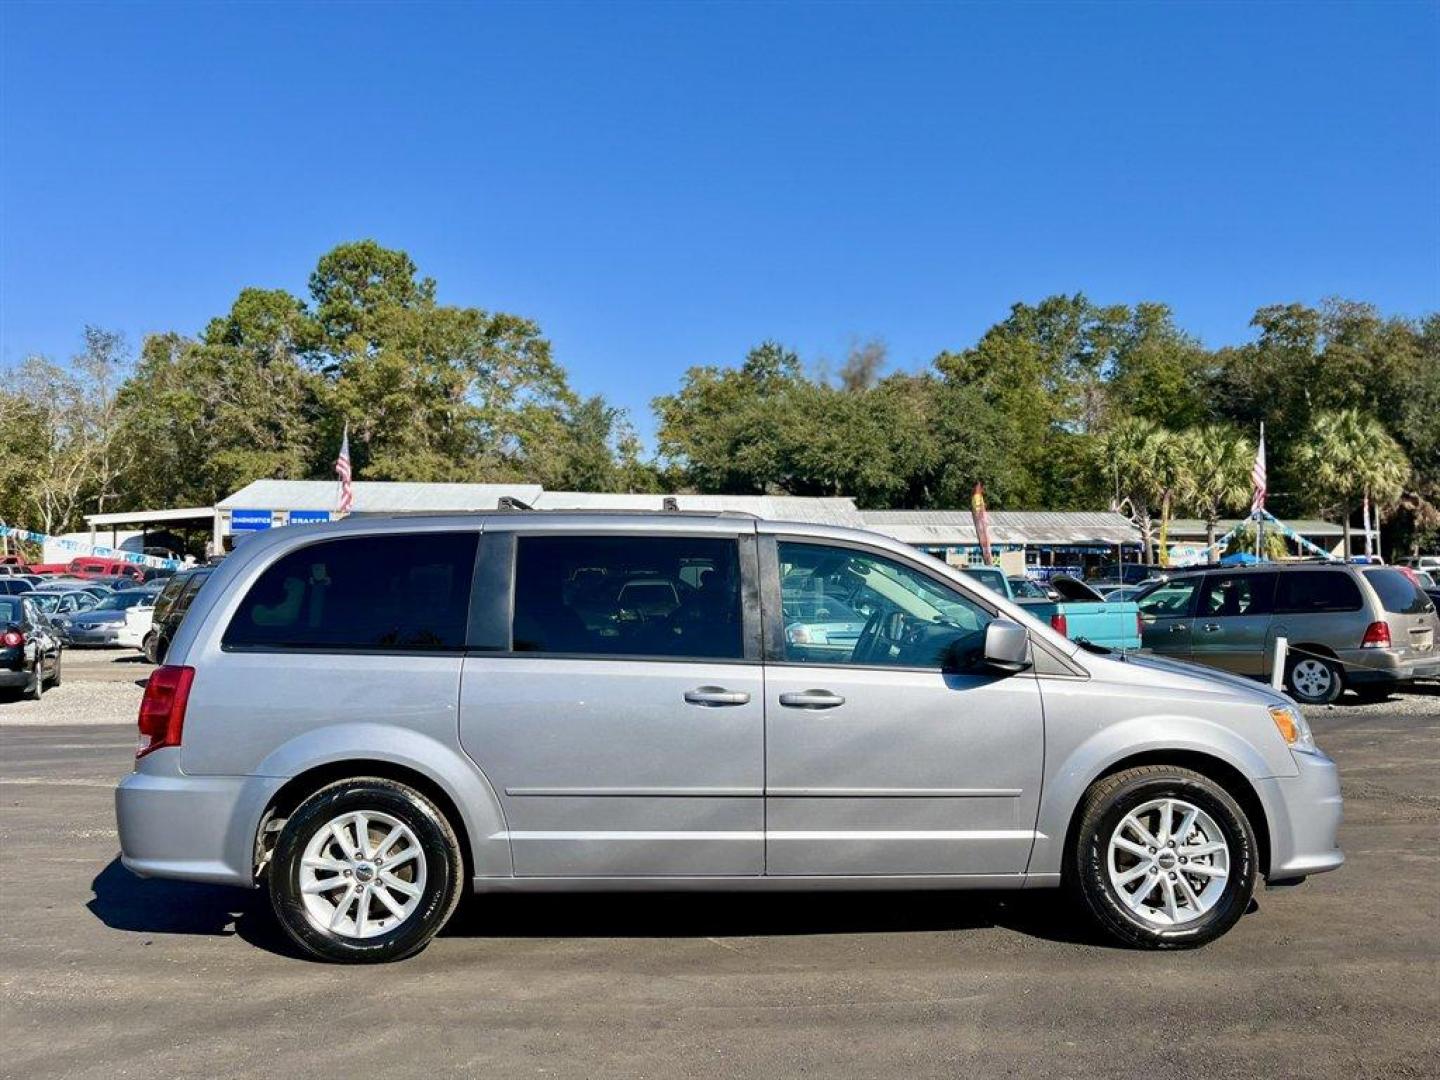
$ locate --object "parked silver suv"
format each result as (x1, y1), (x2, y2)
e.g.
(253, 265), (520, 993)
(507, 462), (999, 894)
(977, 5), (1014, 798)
(116, 513), (1343, 962)
(1138, 562), (1439, 704)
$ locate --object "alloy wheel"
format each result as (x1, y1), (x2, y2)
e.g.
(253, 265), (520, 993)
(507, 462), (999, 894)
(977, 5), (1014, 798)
(1290, 659), (1334, 701)
(1107, 797), (1230, 927)
(298, 810), (428, 940)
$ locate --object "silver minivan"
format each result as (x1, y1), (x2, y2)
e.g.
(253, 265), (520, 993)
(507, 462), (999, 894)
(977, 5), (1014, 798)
(116, 513), (1343, 962)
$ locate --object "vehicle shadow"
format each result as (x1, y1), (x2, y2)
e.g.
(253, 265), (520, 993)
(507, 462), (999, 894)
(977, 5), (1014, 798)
(89, 856), (1118, 957)
(86, 857), (301, 957)
(443, 888), (1111, 947)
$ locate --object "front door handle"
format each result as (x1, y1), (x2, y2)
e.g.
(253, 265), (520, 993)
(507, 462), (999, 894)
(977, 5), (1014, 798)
(1202, 623), (1222, 633)
(778, 689), (846, 709)
(683, 686), (751, 707)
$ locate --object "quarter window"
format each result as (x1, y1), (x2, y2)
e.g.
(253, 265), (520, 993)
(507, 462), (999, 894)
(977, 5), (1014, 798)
(224, 532), (477, 650)
(511, 535), (743, 659)
(777, 542), (993, 670)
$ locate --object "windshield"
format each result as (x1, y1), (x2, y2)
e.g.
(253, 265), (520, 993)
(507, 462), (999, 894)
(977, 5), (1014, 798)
(959, 567), (1007, 597)
(94, 591), (155, 612)
(28, 594), (61, 613)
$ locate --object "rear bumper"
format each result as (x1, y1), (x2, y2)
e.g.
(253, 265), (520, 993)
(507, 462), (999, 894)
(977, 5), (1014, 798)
(115, 750), (283, 887)
(0, 666), (31, 687)
(1256, 749), (1344, 881)
(1341, 651), (1440, 685)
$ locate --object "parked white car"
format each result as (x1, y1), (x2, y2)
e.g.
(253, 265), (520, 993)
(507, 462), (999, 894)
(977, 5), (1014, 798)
(117, 595), (158, 650)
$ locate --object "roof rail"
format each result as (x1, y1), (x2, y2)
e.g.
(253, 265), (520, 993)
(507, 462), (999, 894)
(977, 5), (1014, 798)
(496, 496), (533, 511)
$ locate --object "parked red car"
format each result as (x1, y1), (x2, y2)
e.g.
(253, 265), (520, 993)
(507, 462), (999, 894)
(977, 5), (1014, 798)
(67, 557), (145, 581)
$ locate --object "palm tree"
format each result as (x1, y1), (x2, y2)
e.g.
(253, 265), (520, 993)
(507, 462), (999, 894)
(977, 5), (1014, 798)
(1097, 417), (1173, 563)
(1293, 409), (1410, 556)
(1178, 425), (1255, 553)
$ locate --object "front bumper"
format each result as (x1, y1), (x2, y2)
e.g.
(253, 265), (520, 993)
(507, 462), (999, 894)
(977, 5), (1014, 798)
(1255, 748), (1344, 881)
(59, 625), (120, 645)
(115, 749), (284, 887)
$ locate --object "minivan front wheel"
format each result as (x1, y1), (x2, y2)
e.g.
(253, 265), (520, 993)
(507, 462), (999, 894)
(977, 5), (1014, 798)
(269, 778), (464, 963)
(1069, 766), (1256, 949)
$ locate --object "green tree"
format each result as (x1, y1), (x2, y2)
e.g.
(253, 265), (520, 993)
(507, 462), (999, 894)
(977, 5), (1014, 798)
(1177, 425), (1255, 551)
(1292, 409), (1410, 555)
(1095, 417), (1173, 562)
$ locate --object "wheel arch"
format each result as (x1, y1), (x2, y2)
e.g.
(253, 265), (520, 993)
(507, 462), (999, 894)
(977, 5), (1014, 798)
(1060, 749), (1272, 881)
(251, 727), (510, 883)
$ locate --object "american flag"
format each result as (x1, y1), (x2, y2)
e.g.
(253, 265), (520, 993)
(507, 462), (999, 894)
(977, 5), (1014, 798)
(1251, 422), (1267, 515)
(335, 424), (353, 516)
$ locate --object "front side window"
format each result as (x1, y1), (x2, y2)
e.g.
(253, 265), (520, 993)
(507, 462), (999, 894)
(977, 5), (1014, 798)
(1138, 577), (1201, 619)
(512, 535), (742, 659)
(1198, 573), (1275, 618)
(778, 542), (993, 670)
(1275, 571), (1363, 614)
(224, 533), (477, 650)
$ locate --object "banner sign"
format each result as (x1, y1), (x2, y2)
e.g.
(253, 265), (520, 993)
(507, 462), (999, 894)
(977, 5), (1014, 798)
(229, 509), (273, 532)
(0, 523), (183, 569)
(1197, 511), (1338, 562)
(287, 510), (331, 525)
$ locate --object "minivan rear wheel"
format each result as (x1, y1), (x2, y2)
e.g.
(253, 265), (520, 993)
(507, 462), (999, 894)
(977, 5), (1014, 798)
(268, 778), (465, 963)
(1068, 766), (1257, 949)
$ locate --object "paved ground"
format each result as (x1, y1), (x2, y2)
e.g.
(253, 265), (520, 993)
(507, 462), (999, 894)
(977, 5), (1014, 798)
(1, 652), (1437, 1079)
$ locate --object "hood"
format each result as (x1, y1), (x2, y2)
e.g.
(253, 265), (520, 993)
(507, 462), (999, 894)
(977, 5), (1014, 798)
(1049, 575), (1106, 603)
(1085, 649), (1293, 708)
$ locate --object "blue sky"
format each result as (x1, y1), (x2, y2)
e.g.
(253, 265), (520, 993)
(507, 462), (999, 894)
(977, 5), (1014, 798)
(3, 1), (1436, 445)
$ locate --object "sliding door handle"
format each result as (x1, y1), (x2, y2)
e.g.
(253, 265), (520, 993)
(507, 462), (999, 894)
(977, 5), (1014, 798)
(778, 689), (846, 709)
(684, 686), (751, 707)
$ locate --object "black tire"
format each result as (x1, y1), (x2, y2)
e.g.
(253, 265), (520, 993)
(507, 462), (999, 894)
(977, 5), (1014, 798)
(153, 635), (169, 665)
(1068, 765), (1257, 949)
(48, 649), (62, 688)
(27, 657), (43, 700)
(268, 777), (465, 963)
(1285, 654), (1343, 705)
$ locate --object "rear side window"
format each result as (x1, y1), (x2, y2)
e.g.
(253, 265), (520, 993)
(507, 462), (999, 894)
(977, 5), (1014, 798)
(512, 535), (742, 659)
(174, 572), (211, 614)
(1198, 573), (1275, 618)
(224, 532), (477, 651)
(1275, 571), (1363, 614)
(1362, 568), (1432, 614)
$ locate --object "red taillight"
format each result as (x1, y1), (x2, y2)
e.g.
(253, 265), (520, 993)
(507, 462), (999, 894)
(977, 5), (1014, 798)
(1360, 621), (1391, 649)
(136, 665), (195, 758)
(1, 629), (23, 648)
(1050, 612), (1069, 637)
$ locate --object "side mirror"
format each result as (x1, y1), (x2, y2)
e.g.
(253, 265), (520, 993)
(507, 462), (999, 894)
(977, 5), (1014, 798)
(982, 619), (1031, 673)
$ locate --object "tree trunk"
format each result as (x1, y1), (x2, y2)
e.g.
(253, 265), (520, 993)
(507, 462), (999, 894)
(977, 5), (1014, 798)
(1341, 504), (1352, 559)
(1206, 518), (1217, 554)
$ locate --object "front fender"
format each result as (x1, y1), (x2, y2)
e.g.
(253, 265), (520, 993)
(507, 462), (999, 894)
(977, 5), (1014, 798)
(254, 722), (511, 879)
(1028, 710), (1281, 877)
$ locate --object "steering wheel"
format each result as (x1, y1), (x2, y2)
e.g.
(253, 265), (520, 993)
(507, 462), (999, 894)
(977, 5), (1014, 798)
(853, 608), (907, 664)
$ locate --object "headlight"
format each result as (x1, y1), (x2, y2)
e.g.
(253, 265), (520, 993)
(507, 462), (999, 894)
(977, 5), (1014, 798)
(1269, 704), (1316, 753)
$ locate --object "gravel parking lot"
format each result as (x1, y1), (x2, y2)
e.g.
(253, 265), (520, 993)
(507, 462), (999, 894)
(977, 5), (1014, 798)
(1, 651), (1437, 1079)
